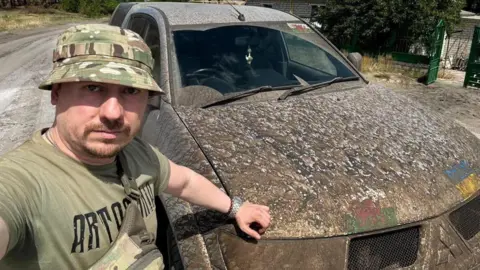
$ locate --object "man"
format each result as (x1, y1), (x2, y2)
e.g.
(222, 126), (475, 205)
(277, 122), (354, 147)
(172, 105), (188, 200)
(0, 24), (271, 269)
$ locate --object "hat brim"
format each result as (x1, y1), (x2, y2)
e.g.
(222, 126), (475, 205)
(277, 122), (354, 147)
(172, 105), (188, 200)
(38, 60), (164, 95)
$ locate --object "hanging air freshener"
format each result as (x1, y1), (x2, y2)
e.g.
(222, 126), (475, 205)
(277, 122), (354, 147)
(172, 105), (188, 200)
(246, 46), (253, 65)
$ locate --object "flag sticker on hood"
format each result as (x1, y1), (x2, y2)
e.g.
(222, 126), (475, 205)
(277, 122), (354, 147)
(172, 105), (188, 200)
(287, 23), (313, 33)
(345, 199), (398, 234)
(444, 160), (480, 200)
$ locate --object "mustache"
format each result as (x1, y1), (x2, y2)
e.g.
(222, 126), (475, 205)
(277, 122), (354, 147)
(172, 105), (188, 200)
(84, 121), (131, 135)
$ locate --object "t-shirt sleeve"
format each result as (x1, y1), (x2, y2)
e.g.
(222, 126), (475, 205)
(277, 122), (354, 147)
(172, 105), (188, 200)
(0, 165), (31, 254)
(149, 145), (171, 195)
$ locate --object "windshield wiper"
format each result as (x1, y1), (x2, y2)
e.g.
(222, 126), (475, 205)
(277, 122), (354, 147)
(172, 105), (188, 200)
(278, 76), (360, 100)
(201, 85), (295, 108)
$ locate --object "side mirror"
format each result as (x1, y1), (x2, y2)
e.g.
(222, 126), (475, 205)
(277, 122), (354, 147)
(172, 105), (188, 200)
(347, 52), (363, 71)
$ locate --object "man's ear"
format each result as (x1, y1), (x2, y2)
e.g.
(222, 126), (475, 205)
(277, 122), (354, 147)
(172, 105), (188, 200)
(51, 84), (61, 105)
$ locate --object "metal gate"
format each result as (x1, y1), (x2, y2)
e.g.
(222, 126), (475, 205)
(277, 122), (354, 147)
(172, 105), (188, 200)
(426, 20), (446, 85)
(464, 26), (480, 88)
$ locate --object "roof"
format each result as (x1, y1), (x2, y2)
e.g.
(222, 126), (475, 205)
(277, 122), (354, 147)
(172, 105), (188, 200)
(461, 10), (476, 17)
(245, 0), (326, 3)
(245, 0), (316, 18)
(460, 9), (480, 20)
(135, 2), (300, 26)
(462, 15), (480, 20)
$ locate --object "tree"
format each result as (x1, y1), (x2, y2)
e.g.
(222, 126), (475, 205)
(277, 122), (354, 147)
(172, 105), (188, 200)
(61, 0), (119, 17)
(465, 0), (480, 13)
(0, 0), (11, 8)
(61, 0), (79, 13)
(315, 0), (466, 55)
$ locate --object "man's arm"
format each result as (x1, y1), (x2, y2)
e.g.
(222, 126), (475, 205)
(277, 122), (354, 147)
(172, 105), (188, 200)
(165, 160), (271, 239)
(0, 217), (9, 260)
(0, 165), (32, 261)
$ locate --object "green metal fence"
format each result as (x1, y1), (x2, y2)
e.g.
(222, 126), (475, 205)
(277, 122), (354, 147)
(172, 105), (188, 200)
(464, 26), (480, 88)
(330, 19), (446, 85)
(426, 20), (446, 85)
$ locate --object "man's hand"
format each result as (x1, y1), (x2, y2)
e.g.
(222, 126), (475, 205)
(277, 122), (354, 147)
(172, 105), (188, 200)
(235, 202), (271, 240)
(0, 216), (9, 260)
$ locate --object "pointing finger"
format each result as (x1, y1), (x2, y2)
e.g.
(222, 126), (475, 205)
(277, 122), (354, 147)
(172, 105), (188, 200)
(255, 214), (269, 229)
(240, 223), (261, 240)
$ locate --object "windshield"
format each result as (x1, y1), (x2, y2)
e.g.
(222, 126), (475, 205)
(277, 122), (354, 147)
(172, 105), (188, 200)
(171, 22), (357, 106)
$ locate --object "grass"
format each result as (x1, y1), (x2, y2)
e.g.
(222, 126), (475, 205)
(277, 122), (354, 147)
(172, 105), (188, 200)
(0, 6), (101, 32)
(360, 54), (461, 84)
(341, 48), (463, 84)
(360, 54), (427, 80)
(437, 69), (457, 80)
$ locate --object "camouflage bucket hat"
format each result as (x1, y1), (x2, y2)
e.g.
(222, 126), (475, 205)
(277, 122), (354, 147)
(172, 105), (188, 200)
(39, 24), (164, 95)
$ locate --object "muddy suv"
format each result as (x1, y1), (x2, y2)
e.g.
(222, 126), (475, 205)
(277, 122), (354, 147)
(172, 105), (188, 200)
(110, 2), (480, 269)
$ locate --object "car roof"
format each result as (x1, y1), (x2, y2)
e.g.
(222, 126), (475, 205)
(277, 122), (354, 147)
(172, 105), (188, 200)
(135, 2), (301, 26)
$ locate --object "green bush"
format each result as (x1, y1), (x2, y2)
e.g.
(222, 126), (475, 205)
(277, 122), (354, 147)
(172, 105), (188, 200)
(59, 0), (183, 18)
(79, 0), (102, 17)
(102, 0), (120, 15)
(315, 0), (465, 55)
(61, 0), (79, 13)
(61, 0), (120, 17)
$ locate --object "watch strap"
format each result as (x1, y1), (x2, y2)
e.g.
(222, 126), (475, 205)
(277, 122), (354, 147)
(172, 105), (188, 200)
(227, 196), (243, 219)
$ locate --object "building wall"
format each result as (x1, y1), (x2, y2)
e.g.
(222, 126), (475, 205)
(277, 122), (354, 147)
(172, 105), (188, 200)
(245, 0), (325, 19)
(442, 18), (480, 70)
(189, 0), (246, 5)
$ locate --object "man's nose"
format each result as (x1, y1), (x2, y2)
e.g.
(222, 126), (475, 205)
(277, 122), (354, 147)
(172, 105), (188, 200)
(100, 96), (124, 122)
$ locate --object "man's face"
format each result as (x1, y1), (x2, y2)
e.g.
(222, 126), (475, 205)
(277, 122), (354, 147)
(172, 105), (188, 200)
(51, 82), (149, 159)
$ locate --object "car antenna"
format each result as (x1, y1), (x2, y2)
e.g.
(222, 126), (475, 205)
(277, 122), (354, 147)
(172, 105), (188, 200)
(225, 0), (245, 21)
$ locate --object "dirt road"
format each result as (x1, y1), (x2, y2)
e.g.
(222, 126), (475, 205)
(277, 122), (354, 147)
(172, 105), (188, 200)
(366, 73), (480, 139)
(397, 80), (480, 138)
(0, 25), (75, 155)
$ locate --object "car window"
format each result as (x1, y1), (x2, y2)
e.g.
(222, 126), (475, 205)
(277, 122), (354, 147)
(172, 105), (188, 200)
(129, 17), (146, 36)
(128, 15), (163, 87)
(171, 24), (357, 106)
(283, 32), (337, 76)
(144, 21), (161, 84)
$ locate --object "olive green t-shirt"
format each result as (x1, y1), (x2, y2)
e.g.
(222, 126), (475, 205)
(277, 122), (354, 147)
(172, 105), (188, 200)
(0, 129), (171, 269)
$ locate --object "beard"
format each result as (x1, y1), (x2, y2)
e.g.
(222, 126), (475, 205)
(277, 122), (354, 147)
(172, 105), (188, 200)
(78, 120), (133, 159)
(82, 140), (125, 159)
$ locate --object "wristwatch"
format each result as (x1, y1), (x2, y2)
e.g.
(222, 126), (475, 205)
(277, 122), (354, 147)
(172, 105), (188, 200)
(227, 196), (244, 219)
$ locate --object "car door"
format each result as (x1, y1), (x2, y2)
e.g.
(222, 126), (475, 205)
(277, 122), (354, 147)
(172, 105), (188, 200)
(127, 14), (167, 108)
(125, 11), (221, 270)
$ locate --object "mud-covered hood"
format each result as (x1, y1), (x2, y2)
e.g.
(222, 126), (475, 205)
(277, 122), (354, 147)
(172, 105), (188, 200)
(177, 85), (480, 238)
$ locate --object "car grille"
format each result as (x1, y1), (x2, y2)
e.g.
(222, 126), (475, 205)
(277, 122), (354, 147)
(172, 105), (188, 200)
(347, 226), (420, 270)
(449, 195), (480, 241)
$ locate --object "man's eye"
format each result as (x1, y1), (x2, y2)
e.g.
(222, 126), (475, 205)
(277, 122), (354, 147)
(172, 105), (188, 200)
(125, 87), (140, 95)
(87, 85), (101, 92)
